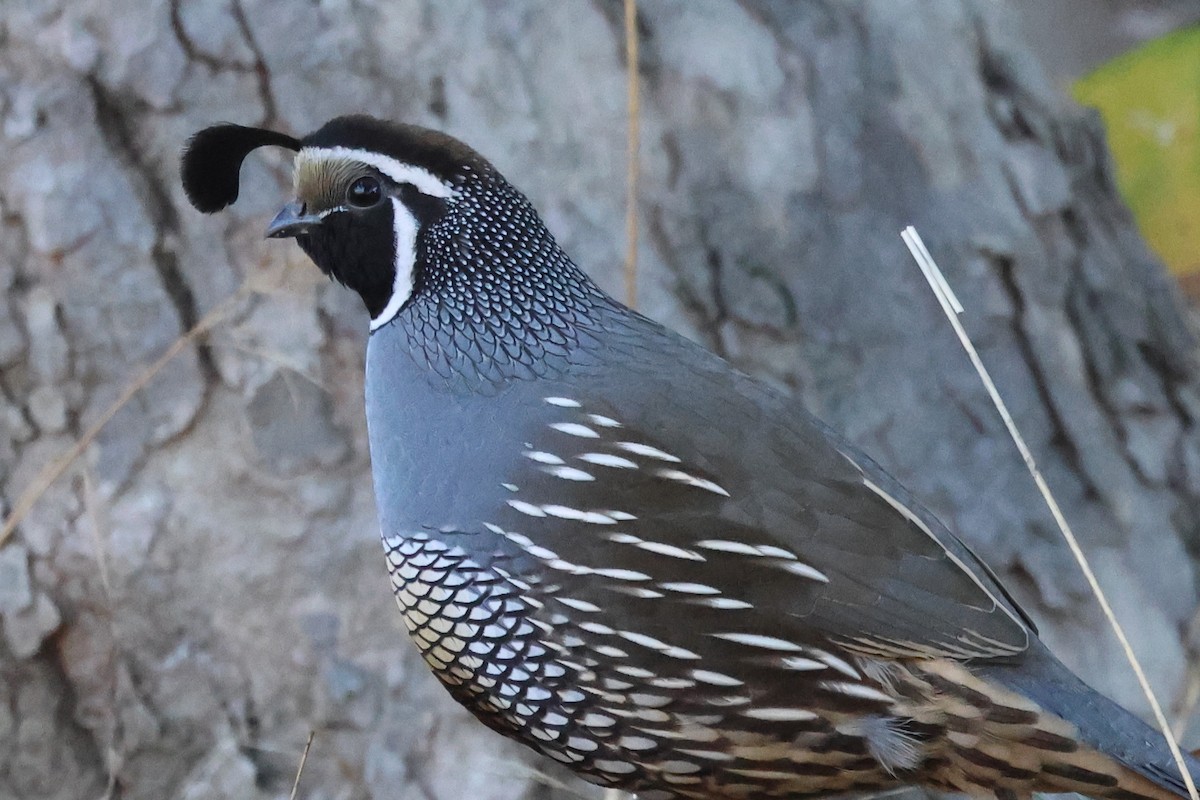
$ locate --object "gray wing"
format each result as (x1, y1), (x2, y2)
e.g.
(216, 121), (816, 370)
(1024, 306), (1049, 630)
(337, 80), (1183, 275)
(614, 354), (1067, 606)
(490, 327), (1032, 664)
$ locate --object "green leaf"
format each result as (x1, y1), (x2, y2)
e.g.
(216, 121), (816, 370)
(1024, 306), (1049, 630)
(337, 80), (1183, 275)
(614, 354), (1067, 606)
(1074, 25), (1200, 291)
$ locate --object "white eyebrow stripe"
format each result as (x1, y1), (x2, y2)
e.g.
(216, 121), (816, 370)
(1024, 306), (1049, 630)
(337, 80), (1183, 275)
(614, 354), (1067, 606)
(299, 146), (456, 198)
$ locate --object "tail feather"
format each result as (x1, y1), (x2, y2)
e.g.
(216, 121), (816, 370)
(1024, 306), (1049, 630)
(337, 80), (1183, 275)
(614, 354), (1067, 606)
(976, 640), (1199, 800)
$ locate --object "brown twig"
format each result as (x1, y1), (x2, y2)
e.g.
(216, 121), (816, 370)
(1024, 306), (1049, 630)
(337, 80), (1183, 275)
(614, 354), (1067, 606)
(623, 0), (640, 309)
(0, 287), (247, 548)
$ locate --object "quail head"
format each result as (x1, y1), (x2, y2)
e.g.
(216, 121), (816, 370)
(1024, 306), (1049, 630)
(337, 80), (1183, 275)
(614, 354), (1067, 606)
(182, 115), (1197, 800)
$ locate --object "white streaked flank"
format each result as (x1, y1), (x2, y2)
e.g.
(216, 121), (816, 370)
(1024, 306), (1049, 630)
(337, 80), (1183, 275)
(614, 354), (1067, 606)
(588, 413), (622, 427)
(699, 597), (753, 610)
(696, 539), (762, 556)
(655, 469), (731, 497)
(578, 452), (638, 469)
(636, 541), (705, 561)
(619, 630), (679, 652)
(594, 567), (652, 581)
(550, 422), (600, 438)
(820, 681), (892, 704)
(659, 582), (721, 595)
(741, 707), (819, 722)
(691, 669), (744, 687)
(544, 396), (581, 407)
(777, 560), (830, 583)
(617, 442), (682, 462)
(813, 649), (861, 679)
(557, 597), (601, 613)
(524, 450), (564, 465)
(507, 499), (546, 517)
(712, 632), (805, 652)
(779, 655), (826, 671)
(541, 505), (616, 524)
(545, 465), (595, 482)
(615, 586), (665, 598)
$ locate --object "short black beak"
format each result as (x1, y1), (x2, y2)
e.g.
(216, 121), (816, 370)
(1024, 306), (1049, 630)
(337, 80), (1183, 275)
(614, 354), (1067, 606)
(266, 201), (323, 239)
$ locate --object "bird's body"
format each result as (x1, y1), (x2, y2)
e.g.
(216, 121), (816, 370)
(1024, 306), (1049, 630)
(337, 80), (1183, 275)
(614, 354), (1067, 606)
(182, 115), (1198, 800)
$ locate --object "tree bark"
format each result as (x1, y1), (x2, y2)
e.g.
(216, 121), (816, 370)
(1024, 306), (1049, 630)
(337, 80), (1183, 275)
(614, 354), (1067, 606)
(1, 1), (1197, 798)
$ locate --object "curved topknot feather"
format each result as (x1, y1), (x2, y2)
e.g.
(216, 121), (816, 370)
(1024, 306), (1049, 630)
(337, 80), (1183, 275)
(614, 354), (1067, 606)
(181, 123), (300, 213)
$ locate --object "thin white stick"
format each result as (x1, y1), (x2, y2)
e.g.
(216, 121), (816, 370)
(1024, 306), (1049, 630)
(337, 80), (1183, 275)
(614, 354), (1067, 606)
(901, 225), (1197, 800)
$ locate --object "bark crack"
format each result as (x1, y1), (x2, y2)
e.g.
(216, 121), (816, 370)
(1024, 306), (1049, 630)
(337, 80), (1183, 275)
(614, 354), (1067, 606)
(992, 252), (1099, 499)
(85, 76), (217, 385)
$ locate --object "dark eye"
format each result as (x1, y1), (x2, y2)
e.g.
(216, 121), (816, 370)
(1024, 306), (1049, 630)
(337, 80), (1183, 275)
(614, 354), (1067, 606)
(347, 176), (382, 208)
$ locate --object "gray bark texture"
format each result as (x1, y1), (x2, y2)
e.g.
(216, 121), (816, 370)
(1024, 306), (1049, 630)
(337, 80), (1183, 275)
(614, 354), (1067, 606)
(1, 1), (1198, 799)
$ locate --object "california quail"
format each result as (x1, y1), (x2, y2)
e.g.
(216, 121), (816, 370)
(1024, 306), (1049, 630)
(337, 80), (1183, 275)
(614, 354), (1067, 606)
(181, 115), (1198, 800)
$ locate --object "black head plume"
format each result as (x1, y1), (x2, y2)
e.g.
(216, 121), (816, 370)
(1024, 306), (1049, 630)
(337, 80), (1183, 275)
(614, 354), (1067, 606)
(181, 124), (301, 213)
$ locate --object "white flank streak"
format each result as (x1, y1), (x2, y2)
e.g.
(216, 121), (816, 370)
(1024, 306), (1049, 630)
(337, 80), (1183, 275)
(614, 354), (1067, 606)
(550, 422), (600, 438)
(778, 560), (830, 583)
(656, 469), (731, 497)
(637, 541), (705, 561)
(618, 630), (673, 651)
(541, 505), (615, 524)
(525, 450), (564, 465)
(821, 681), (892, 704)
(370, 199), (418, 331)
(742, 708), (819, 722)
(605, 510), (638, 521)
(594, 645), (629, 659)
(608, 533), (642, 544)
(659, 582), (721, 595)
(661, 645), (702, 660)
(615, 666), (655, 679)
(544, 396), (581, 407)
(578, 452), (638, 469)
(780, 655), (827, 671)
(500, 483), (518, 492)
(558, 597), (601, 613)
(550, 559), (594, 575)
(588, 414), (622, 427)
(813, 650), (861, 679)
(503, 531), (534, 548)
(299, 146), (454, 198)
(594, 567), (652, 581)
(696, 539), (762, 556)
(546, 465), (595, 482)
(579, 621), (616, 635)
(756, 545), (796, 559)
(701, 597), (753, 610)
(526, 544), (559, 561)
(507, 500), (546, 517)
(621, 587), (665, 598)
(712, 633), (804, 652)
(617, 442), (682, 462)
(692, 669), (744, 687)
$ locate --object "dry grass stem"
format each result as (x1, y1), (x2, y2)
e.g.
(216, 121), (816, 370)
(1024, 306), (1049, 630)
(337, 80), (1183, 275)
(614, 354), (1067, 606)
(288, 730), (316, 800)
(0, 286), (248, 549)
(901, 225), (1198, 800)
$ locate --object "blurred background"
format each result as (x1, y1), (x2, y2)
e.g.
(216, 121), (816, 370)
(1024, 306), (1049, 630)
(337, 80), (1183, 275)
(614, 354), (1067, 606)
(0, 1), (1197, 799)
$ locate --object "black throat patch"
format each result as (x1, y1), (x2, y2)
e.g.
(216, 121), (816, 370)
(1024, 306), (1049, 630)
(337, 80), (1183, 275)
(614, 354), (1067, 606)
(298, 200), (399, 319)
